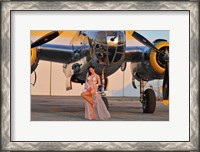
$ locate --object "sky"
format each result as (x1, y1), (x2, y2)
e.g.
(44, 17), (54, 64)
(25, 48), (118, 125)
(136, 30), (169, 42)
(31, 30), (169, 45)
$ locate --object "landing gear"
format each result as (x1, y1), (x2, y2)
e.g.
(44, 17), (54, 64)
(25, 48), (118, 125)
(142, 89), (156, 113)
(140, 80), (156, 113)
(100, 67), (109, 110)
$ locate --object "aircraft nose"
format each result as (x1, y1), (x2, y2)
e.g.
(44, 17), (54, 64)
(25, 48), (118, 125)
(95, 31), (126, 45)
(94, 31), (126, 65)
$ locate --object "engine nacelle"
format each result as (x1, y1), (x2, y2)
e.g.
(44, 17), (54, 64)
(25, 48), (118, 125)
(31, 47), (39, 73)
(132, 40), (169, 81)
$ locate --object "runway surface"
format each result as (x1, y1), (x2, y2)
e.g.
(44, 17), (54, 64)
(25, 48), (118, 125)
(31, 95), (169, 121)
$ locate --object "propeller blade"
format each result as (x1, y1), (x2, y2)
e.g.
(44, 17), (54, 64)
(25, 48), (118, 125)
(127, 31), (159, 52)
(31, 31), (63, 48)
(162, 62), (169, 105)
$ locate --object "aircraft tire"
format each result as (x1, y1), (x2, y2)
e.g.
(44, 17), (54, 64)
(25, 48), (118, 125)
(102, 96), (109, 110)
(143, 89), (156, 113)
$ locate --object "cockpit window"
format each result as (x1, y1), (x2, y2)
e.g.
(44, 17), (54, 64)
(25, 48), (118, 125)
(108, 46), (116, 63)
(94, 31), (126, 65)
(95, 44), (108, 64)
(107, 31), (117, 36)
(95, 31), (107, 44)
(117, 45), (124, 53)
(118, 31), (126, 44)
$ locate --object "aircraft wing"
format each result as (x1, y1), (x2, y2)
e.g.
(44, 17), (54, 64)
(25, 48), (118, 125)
(37, 43), (90, 63)
(124, 36), (169, 105)
(124, 46), (146, 62)
(31, 31), (91, 72)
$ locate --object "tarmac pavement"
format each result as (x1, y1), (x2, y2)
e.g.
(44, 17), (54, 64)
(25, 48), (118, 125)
(31, 95), (169, 121)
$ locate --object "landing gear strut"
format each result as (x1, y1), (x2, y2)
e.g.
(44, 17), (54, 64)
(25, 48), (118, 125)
(100, 67), (109, 110)
(140, 80), (156, 113)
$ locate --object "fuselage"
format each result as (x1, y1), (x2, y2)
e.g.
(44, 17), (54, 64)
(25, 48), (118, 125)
(75, 31), (126, 81)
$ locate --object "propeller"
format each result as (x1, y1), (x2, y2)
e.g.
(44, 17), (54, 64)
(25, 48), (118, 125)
(127, 31), (159, 52)
(31, 31), (63, 48)
(162, 59), (169, 105)
(31, 31), (63, 74)
(127, 30), (169, 105)
(162, 50), (169, 105)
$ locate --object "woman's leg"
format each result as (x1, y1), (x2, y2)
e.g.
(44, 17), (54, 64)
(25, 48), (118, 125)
(81, 91), (94, 119)
(88, 103), (94, 119)
(81, 91), (94, 105)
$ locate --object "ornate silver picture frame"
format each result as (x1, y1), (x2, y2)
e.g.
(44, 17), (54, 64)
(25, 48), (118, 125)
(1, 1), (199, 151)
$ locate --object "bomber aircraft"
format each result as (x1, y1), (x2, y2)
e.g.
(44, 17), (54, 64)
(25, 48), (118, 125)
(31, 30), (169, 113)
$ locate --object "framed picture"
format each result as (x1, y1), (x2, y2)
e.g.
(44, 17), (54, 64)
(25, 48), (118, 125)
(1, 1), (199, 151)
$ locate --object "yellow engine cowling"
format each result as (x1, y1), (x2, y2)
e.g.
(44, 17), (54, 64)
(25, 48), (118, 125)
(31, 47), (39, 73)
(31, 47), (37, 66)
(149, 41), (169, 74)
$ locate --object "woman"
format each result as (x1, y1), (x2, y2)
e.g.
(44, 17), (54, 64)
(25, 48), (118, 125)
(81, 65), (111, 120)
